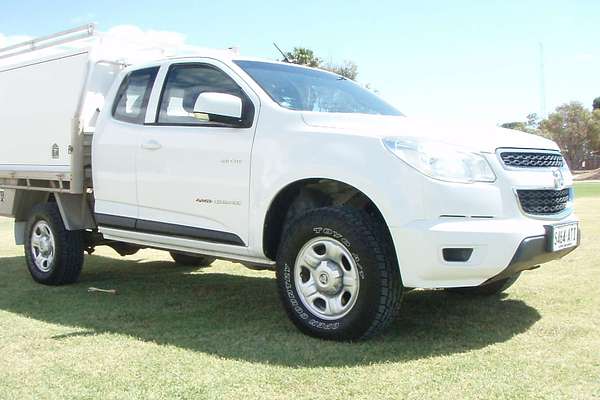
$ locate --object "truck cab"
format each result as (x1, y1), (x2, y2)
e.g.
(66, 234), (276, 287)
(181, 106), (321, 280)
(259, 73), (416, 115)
(0, 26), (580, 341)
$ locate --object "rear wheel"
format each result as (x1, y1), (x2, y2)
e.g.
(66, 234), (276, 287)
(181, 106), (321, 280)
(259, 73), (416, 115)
(447, 273), (520, 296)
(169, 252), (216, 267)
(276, 206), (403, 341)
(24, 203), (84, 285)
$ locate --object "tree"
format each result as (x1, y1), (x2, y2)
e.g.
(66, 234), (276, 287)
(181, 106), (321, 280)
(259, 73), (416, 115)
(500, 113), (540, 134)
(323, 60), (358, 80)
(283, 47), (359, 80)
(593, 97), (600, 110)
(500, 121), (529, 131)
(285, 47), (322, 68)
(592, 108), (600, 154)
(539, 102), (600, 168)
(526, 113), (540, 129)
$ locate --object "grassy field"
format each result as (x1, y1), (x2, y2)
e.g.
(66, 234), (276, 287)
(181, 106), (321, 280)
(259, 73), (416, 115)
(574, 181), (600, 198)
(0, 183), (599, 399)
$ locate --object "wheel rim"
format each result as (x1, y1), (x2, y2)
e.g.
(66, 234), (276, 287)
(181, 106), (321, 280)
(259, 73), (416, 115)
(294, 237), (360, 320)
(30, 220), (55, 273)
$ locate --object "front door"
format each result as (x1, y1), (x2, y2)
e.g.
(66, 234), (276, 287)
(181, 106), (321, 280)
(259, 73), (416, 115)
(135, 61), (259, 246)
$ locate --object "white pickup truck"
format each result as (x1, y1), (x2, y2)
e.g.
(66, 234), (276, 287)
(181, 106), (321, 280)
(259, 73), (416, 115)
(0, 25), (580, 340)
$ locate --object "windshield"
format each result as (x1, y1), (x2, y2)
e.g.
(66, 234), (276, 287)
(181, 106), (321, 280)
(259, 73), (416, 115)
(234, 60), (402, 116)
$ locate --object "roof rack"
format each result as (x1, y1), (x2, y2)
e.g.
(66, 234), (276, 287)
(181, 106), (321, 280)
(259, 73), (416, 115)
(0, 24), (96, 61)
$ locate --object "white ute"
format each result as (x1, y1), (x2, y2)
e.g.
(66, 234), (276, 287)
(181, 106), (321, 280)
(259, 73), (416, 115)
(0, 26), (580, 340)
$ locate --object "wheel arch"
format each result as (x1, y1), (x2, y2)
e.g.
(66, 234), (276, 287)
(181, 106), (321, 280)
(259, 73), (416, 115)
(11, 190), (51, 245)
(261, 177), (397, 263)
(10, 190), (94, 245)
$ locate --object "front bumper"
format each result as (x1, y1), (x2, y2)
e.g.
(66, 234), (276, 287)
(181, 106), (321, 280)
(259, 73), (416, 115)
(385, 148), (581, 288)
(390, 215), (580, 288)
(485, 228), (580, 284)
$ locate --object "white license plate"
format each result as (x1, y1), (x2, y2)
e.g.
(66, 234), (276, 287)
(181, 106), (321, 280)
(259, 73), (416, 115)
(550, 222), (578, 252)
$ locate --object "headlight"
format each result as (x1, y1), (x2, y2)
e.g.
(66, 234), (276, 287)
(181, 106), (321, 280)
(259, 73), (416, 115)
(382, 137), (496, 183)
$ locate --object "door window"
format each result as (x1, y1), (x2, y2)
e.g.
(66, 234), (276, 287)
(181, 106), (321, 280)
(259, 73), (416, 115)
(157, 63), (253, 127)
(112, 67), (159, 124)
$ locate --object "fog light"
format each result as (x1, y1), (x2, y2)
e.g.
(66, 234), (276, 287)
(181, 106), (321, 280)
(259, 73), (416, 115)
(443, 248), (473, 262)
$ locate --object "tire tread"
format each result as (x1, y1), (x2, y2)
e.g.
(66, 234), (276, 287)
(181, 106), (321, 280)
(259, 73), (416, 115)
(25, 203), (84, 285)
(277, 206), (403, 340)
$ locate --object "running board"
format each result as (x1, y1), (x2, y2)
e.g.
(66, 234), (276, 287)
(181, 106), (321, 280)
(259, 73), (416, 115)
(98, 226), (275, 268)
(95, 213), (245, 246)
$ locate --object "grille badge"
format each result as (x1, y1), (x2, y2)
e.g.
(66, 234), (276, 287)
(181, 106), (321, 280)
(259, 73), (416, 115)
(552, 168), (564, 190)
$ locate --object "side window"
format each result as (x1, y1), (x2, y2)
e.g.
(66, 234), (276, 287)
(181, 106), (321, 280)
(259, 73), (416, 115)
(112, 67), (159, 124)
(157, 63), (253, 127)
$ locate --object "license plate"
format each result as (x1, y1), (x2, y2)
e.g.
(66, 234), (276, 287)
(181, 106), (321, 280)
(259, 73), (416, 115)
(549, 222), (578, 252)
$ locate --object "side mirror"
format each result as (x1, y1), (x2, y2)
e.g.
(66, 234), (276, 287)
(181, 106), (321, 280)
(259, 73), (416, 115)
(193, 92), (242, 122)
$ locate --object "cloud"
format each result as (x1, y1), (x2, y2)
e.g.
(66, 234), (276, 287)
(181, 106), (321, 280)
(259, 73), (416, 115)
(104, 25), (188, 49)
(0, 25), (205, 65)
(93, 25), (197, 63)
(574, 53), (594, 62)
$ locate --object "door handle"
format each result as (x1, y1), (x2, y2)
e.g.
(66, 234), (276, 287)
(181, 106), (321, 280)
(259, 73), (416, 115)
(141, 140), (162, 151)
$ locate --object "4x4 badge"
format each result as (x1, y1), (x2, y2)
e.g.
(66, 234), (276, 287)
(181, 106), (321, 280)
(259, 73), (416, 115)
(552, 168), (564, 190)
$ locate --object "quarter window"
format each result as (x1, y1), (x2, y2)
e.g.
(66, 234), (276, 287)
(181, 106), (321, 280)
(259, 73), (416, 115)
(157, 64), (253, 127)
(112, 67), (159, 124)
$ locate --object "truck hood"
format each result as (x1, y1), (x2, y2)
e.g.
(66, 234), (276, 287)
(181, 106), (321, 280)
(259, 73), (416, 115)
(301, 113), (559, 153)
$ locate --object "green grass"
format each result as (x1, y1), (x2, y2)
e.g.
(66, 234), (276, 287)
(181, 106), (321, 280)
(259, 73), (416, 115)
(574, 181), (600, 198)
(1, 195), (599, 399)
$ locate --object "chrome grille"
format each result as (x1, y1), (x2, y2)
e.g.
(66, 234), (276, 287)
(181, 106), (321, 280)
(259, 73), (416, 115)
(500, 152), (564, 168)
(517, 189), (570, 215)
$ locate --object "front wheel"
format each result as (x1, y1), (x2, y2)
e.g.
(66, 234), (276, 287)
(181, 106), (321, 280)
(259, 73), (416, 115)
(24, 203), (84, 285)
(276, 206), (403, 341)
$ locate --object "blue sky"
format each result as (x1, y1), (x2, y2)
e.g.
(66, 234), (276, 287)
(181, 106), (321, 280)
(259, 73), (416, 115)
(1, 0), (598, 125)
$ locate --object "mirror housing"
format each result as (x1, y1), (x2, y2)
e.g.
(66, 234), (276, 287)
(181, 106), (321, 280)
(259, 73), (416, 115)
(193, 92), (243, 122)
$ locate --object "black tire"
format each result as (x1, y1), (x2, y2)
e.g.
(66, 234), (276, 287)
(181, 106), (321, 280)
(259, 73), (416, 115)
(24, 202), (84, 285)
(447, 273), (520, 296)
(276, 206), (403, 341)
(169, 252), (216, 267)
